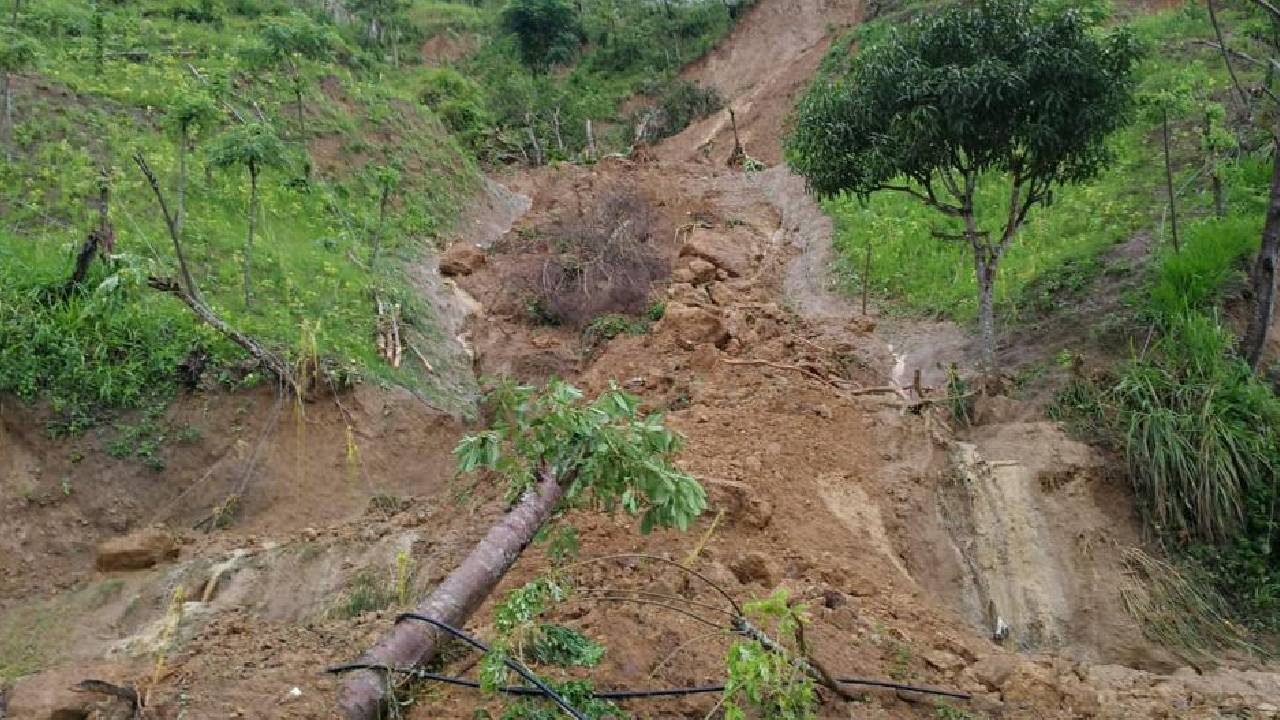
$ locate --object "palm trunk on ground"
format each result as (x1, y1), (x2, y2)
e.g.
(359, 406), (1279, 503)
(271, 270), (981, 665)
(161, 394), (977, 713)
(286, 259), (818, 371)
(1242, 142), (1280, 369)
(337, 465), (569, 720)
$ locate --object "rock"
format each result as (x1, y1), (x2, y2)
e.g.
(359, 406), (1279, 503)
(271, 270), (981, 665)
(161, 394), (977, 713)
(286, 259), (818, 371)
(688, 343), (721, 372)
(729, 551), (778, 587)
(686, 258), (717, 284)
(657, 303), (730, 349)
(972, 394), (1022, 425)
(439, 244), (486, 277)
(678, 229), (751, 277)
(924, 650), (965, 672)
(671, 266), (697, 284)
(665, 283), (710, 306)
(95, 527), (177, 571)
(813, 404), (833, 419)
(968, 654), (1023, 690)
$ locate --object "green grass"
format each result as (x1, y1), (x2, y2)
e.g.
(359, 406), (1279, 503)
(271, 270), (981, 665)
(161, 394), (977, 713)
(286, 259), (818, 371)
(2, 0), (750, 427)
(1, 0), (484, 425)
(823, 3), (1254, 325)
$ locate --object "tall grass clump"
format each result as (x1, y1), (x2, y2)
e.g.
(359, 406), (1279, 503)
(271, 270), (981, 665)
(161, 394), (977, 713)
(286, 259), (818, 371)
(1054, 211), (1280, 626)
(1111, 313), (1277, 547)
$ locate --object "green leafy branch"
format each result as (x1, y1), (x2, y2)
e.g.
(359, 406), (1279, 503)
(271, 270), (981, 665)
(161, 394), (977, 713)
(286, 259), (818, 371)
(454, 379), (707, 534)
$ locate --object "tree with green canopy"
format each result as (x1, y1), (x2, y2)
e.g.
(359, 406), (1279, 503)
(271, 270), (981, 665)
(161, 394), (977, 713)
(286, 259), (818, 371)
(241, 11), (340, 131)
(499, 0), (584, 73)
(208, 123), (287, 307)
(786, 0), (1141, 369)
(0, 27), (38, 162)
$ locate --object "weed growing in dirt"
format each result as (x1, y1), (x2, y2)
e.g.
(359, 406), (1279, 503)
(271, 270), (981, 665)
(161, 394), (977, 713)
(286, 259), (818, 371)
(525, 624), (605, 667)
(723, 590), (817, 720)
(338, 569), (397, 619)
(581, 313), (649, 348)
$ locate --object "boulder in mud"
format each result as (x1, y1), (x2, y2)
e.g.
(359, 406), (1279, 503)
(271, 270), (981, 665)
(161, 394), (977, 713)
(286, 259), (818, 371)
(95, 526), (178, 571)
(439, 243), (486, 277)
(678, 229), (750, 277)
(657, 303), (730, 349)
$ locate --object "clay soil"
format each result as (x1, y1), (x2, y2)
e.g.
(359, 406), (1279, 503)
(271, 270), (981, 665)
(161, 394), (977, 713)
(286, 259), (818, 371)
(4, 2), (1280, 719)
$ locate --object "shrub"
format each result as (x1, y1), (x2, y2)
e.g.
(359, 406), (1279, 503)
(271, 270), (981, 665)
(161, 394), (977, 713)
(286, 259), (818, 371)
(1057, 312), (1280, 621)
(417, 67), (495, 153)
(499, 0), (584, 72)
(522, 188), (666, 328)
(651, 79), (722, 140)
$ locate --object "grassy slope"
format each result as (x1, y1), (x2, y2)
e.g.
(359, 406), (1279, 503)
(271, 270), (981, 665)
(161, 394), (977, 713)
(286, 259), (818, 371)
(823, 4), (1267, 328)
(0, 0), (488, 423)
(813, 2), (1280, 631)
(0, 0), (749, 428)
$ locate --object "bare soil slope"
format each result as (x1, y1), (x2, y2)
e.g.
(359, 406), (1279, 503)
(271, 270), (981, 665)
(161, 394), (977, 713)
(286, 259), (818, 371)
(3, 1), (1279, 719)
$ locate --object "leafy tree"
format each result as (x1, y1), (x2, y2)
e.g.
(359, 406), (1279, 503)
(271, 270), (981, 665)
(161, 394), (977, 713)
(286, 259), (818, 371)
(787, 0), (1141, 369)
(1200, 98), (1235, 219)
(241, 11), (339, 131)
(345, 0), (410, 65)
(499, 0), (584, 72)
(368, 164), (399, 267)
(208, 123), (286, 307)
(164, 87), (221, 281)
(0, 27), (38, 162)
(1140, 82), (1194, 253)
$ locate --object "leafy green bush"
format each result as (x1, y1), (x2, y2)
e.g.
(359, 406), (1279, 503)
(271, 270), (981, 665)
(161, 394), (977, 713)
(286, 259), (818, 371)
(651, 78), (723, 140)
(1061, 313), (1280, 622)
(499, 0), (584, 72)
(417, 67), (495, 154)
(526, 624), (605, 667)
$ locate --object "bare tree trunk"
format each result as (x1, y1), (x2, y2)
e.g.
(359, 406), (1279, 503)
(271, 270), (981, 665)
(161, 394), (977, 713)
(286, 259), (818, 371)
(176, 125), (188, 242)
(552, 106), (565, 155)
(2, 71), (12, 162)
(149, 277), (297, 388)
(1163, 112), (1181, 252)
(135, 152), (295, 388)
(1212, 171), (1226, 218)
(524, 112), (543, 166)
(585, 119), (596, 161)
(974, 248), (998, 372)
(245, 164), (258, 308)
(1242, 141), (1280, 369)
(370, 184), (390, 267)
(135, 152), (199, 301)
(861, 238), (871, 315)
(337, 465), (569, 720)
(65, 181), (113, 295)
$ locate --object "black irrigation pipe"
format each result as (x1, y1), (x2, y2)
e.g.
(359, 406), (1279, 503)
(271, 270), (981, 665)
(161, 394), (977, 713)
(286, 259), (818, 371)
(326, 661), (973, 701)
(394, 612), (589, 720)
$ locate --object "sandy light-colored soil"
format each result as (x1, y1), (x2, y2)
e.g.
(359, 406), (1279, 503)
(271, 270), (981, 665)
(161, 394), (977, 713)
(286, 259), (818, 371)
(4, 1), (1280, 719)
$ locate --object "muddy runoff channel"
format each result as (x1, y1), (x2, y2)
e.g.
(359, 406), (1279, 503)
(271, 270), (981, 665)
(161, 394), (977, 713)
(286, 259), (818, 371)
(756, 167), (1174, 670)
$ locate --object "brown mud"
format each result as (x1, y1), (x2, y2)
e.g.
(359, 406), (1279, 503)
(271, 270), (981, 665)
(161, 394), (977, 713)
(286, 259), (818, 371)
(3, 1), (1279, 719)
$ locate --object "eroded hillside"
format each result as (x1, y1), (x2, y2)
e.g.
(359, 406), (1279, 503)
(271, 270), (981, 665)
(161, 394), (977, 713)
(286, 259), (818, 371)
(3, 1), (1279, 719)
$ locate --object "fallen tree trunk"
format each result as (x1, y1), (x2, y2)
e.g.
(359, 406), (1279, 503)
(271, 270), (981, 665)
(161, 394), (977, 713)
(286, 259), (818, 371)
(148, 277), (298, 391)
(338, 464), (570, 719)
